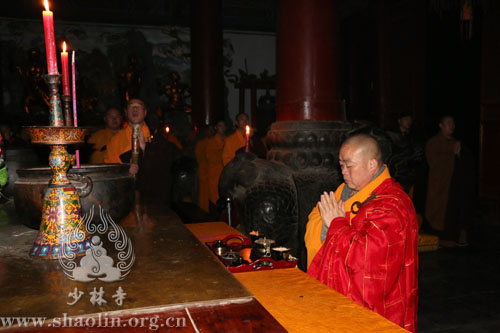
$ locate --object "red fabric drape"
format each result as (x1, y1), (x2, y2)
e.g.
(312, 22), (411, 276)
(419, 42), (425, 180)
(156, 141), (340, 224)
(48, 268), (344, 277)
(308, 179), (419, 332)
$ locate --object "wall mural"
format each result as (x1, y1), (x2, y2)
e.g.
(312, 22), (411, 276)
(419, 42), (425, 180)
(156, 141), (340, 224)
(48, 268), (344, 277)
(0, 19), (234, 130)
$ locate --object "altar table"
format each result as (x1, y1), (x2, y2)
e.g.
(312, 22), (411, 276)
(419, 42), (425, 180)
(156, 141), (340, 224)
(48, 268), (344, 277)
(187, 222), (407, 333)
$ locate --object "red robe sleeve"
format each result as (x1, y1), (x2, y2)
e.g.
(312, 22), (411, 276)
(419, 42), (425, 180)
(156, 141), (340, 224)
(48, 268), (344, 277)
(308, 193), (418, 332)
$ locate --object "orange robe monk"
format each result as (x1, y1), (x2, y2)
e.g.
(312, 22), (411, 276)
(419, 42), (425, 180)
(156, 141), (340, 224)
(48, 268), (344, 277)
(205, 133), (225, 205)
(306, 167), (418, 332)
(88, 128), (115, 164)
(425, 132), (456, 232)
(104, 124), (151, 163)
(222, 130), (246, 166)
(195, 137), (210, 212)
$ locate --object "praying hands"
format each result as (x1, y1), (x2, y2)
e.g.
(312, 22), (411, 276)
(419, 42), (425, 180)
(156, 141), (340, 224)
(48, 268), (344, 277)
(318, 191), (345, 229)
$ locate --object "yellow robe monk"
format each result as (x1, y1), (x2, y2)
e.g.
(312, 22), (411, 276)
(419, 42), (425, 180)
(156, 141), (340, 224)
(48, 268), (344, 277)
(305, 166), (392, 268)
(425, 133), (456, 231)
(195, 137), (210, 212)
(88, 128), (115, 164)
(104, 124), (151, 163)
(222, 130), (246, 166)
(205, 134), (225, 205)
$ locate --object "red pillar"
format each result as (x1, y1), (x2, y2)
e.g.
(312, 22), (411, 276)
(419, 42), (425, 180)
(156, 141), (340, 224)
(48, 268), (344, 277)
(190, 0), (224, 127)
(276, 0), (341, 122)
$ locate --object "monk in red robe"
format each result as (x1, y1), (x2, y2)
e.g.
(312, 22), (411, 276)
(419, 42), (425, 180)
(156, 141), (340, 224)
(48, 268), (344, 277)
(306, 134), (418, 332)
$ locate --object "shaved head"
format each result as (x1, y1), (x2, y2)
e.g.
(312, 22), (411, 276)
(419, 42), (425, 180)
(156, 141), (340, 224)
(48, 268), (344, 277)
(342, 134), (383, 165)
(339, 134), (384, 191)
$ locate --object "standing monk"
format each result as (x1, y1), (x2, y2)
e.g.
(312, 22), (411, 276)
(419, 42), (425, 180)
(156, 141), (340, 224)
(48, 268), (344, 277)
(206, 120), (226, 213)
(425, 115), (460, 233)
(88, 107), (123, 164)
(305, 134), (418, 332)
(222, 112), (249, 166)
(105, 99), (151, 176)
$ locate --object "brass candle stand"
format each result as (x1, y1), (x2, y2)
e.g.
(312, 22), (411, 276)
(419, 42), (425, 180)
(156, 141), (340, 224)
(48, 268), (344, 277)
(25, 74), (90, 258)
(62, 94), (74, 127)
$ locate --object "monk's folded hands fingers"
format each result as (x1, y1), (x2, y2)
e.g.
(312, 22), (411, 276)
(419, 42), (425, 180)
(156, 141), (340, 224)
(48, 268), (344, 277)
(338, 200), (345, 217)
(322, 193), (331, 210)
(328, 191), (337, 209)
(319, 193), (334, 229)
(321, 192), (331, 211)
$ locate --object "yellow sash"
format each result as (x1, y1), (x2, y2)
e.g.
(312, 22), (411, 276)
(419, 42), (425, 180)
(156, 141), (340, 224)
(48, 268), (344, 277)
(304, 166), (391, 268)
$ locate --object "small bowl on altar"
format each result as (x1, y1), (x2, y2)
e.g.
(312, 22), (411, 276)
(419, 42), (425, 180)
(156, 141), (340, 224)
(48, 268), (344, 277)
(271, 247), (291, 261)
(211, 240), (228, 256)
(249, 231), (265, 243)
(253, 237), (275, 257)
(220, 251), (243, 266)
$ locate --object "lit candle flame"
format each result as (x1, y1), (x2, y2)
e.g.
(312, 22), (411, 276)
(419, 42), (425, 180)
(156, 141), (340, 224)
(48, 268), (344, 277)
(44, 0), (50, 11)
(245, 125), (250, 135)
(165, 126), (170, 134)
(62, 41), (67, 52)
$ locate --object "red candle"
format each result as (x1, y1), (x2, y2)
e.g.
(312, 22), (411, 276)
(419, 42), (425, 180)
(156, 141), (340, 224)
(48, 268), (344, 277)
(42, 0), (58, 74)
(245, 125), (250, 152)
(61, 41), (70, 95)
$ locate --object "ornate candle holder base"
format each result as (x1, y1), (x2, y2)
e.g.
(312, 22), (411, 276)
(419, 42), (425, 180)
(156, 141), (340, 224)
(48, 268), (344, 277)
(25, 126), (90, 259)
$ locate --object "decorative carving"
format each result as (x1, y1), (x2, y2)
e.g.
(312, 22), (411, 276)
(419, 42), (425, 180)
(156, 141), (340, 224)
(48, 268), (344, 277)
(24, 126), (87, 145)
(266, 121), (352, 171)
(119, 55), (142, 106)
(62, 94), (73, 127)
(158, 71), (191, 113)
(43, 74), (65, 127)
(219, 153), (298, 254)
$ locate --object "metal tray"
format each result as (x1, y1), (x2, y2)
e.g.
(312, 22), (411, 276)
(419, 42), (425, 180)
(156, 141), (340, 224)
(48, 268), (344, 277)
(205, 234), (298, 273)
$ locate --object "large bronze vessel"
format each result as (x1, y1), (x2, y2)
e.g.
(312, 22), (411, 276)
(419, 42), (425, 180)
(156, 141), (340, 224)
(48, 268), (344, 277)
(14, 163), (135, 230)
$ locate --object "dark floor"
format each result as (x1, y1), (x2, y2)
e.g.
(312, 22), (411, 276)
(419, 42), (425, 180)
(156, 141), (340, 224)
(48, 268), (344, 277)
(418, 208), (500, 332)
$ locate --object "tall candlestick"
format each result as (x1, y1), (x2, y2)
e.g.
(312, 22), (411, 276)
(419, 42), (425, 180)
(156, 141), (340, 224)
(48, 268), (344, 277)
(43, 74), (64, 127)
(71, 51), (80, 168)
(61, 42), (69, 95)
(245, 125), (250, 152)
(42, 0), (58, 74)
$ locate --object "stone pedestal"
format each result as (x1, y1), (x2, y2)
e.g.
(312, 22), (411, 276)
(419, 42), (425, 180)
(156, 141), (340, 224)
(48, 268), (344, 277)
(266, 121), (352, 269)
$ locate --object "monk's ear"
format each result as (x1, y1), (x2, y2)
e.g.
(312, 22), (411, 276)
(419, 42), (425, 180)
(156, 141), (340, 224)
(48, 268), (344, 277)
(368, 158), (378, 173)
